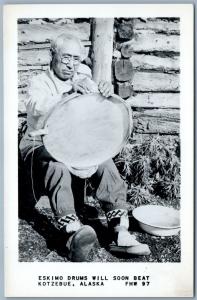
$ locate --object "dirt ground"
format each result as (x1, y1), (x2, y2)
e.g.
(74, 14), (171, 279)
(19, 196), (181, 263)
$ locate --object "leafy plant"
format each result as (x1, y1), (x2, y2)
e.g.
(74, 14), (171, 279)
(114, 135), (180, 209)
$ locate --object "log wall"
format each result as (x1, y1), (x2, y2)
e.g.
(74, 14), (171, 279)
(115, 18), (180, 136)
(18, 18), (180, 136)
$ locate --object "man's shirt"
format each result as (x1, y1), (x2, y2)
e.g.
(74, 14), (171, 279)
(19, 63), (92, 159)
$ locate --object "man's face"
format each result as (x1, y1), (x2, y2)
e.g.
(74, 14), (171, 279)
(52, 40), (82, 81)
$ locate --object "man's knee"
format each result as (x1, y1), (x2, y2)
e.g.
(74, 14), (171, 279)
(47, 161), (71, 182)
(96, 159), (127, 191)
(97, 159), (117, 174)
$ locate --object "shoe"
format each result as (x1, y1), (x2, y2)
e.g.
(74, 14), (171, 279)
(109, 243), (151, 256)
(106, 209), (151, 256)
(66, 225), (98, 262)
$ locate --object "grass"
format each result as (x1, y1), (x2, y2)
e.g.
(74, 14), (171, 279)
(19, 210), (181, 263)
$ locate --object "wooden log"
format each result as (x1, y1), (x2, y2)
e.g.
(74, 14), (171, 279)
(126, 92), (180, 109)
(128, 31), (180, 53)
(18, 90), (28, 111)
(114, 59), (134, 82)
(18, 95), (27, 114)
(117, 23), (134, 40)
(18, 89), (29, 101)
(18, 91), (180, 134)
(18, 40), (91, 50)
(18, 23), (90, 44)
(18, 18), (74, 25)
(132, 109), (180, 135)
(131, 135), (180, 148)
(18, 48), (51, 66)
(92, 18), (114, 83)
(116, 82), (132, 99)
(18, 63), (92, 88)
(18, 70), (180, 93)
(130, 54), (180, 72)
(121, 42), (133, 58)
(132, 71), (179, 92)
(133, 108), (180, 120)
(18, 50), (180, 74)
(18, 69), (45, 88)
(113, 50), (121, 59)
(134, 18), (180, 35)
(18, 65), (48, 71)
(18, 46), (90, 66)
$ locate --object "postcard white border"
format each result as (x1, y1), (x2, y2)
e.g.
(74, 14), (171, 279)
(4, 4), (194, 297)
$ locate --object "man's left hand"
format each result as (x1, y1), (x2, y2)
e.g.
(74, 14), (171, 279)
(98, 81), (113, 98)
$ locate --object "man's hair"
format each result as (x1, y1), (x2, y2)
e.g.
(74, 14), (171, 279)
(51, 34), (85, 59)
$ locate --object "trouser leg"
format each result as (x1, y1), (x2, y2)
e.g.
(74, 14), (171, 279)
(45, 161), (76, 218)
(91, 159), (150, 254)
(24, 146), (76, 219)
(23, 146), (98, 261)
(91, 159), (128, 213)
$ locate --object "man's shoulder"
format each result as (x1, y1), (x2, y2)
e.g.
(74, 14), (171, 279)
(77, 63), (92, 79)
(28, 69), (53, 87)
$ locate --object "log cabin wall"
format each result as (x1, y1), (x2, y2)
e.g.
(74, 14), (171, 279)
(18, 18), (180, 137)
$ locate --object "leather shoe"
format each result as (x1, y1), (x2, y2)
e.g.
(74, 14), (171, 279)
(66, 225), (98, 262)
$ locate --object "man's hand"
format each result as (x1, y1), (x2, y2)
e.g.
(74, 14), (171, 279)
(98, 81), (113, 98)
(72, 78), (98, 94)
(72, 78), (113, 98)
(28, 127), (49, 137)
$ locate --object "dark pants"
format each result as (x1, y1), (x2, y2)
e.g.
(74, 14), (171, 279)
(23, 145), (128, 219)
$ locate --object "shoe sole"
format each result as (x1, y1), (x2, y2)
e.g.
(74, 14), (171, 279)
(109, 244), (151, 256)
(68, 225), (98, 262)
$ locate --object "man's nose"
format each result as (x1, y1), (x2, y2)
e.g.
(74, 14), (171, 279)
(67, 59), (74, 68)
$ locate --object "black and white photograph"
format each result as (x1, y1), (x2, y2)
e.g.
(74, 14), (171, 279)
(4, 4), (194, 297)
(18, 16), (181, 263)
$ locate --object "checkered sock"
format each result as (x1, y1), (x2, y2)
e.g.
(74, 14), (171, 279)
(106, 209), (139, 247)
(57, 214), (81, 234)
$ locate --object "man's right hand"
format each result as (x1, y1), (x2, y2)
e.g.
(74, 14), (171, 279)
(72, 78), (98, 94)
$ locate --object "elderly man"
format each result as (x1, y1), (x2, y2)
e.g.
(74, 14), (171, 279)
(19, 33), (150, 261)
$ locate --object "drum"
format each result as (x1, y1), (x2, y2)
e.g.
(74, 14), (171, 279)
(43, 93), (132, 169)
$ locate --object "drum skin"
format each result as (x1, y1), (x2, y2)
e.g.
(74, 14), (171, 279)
(43, 93), (132, 168)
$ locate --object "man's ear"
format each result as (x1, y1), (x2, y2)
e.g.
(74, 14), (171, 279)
(50, 49), (55, 63)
